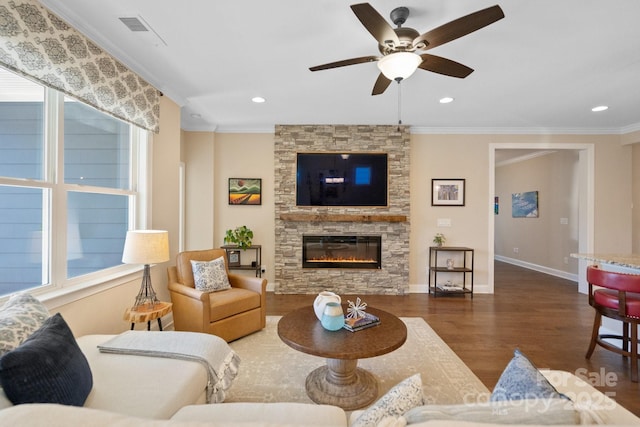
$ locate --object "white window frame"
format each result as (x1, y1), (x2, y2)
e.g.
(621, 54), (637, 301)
(0, 83), (151, 309)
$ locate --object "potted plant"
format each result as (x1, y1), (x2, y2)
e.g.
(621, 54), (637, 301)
(224, 225), (253, 250)
(433, 233), (446, 247)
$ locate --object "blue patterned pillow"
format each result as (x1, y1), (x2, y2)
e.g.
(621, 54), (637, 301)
(0, 313), (93, 406)
(491, 349), (567, 402)
(191, 257), (231, 292)
(0, 293), (50, 356)
(351, 374), (424, 427)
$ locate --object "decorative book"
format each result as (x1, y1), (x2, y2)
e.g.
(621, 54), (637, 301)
(343, 312), (380, 332)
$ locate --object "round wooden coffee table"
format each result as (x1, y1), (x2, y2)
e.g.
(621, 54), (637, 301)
(277, 305), (407, 410)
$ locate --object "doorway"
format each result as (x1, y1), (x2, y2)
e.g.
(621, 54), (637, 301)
(488, 143), (594, 294)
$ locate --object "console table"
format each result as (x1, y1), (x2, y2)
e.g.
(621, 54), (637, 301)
(222, 245), (261, 277)
(428, 246), (474, 298)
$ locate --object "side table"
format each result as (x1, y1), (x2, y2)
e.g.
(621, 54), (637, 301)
(278, 306), (407, 410)
(123, 301), (172, 331)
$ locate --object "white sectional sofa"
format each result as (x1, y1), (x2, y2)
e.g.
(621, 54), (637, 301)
(0, 293), (638, 426)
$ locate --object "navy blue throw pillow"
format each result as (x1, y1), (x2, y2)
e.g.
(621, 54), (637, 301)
(0, 313), (93, 406)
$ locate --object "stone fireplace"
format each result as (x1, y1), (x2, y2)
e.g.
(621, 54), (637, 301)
(302, 235), (382, 270)
(274, 125), (410, 294)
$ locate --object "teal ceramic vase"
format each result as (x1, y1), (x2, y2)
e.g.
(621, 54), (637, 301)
(321, 302), (345, 331)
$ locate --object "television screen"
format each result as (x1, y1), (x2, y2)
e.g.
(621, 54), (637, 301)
(296, 153), (388, 206)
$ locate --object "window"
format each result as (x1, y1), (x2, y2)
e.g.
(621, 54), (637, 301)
(0, 67), (147, 297)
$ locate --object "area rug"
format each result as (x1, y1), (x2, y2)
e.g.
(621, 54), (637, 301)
(226, 316), (489, 405)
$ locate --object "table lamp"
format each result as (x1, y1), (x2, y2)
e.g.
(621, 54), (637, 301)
(122, 230), (170, 309)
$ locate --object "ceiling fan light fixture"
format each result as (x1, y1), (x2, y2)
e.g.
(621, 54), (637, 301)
(377, 52), (422, 81)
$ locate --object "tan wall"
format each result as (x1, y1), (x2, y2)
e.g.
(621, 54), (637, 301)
(592, 137), (633, 253)
(213, 133), (275, 285)
(54, 96), (182, 336)
(634, 143), (640, 253)
(622, 131), (640, 253)
(410, 134), (490, 290)
(182, 131), (215, 250)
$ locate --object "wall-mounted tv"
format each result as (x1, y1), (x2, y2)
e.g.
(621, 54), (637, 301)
(296, 153), (388, 206)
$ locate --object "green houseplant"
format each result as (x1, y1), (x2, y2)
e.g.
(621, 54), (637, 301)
(433, 233), (446, 247)
(224, 226), (253, 250)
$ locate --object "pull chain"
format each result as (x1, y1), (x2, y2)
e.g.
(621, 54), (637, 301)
(396, 78), (403, 131)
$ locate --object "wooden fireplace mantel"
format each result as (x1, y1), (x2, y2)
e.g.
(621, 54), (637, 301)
(279, 213), (407, 223)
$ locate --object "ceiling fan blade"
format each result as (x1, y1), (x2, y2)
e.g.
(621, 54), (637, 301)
(351, 3), (400, 48)
(418, 54), (474, 78)
(372, 73), (392, 95)
(413, 5), (504, 50)
(309, 56), (378, 71)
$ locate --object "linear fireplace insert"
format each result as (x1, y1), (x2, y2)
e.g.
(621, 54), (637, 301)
(302, 235), (382, 269)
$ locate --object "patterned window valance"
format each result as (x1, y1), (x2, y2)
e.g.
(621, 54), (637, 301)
(0, 0), (160, 133)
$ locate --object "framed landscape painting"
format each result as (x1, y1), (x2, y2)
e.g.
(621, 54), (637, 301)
(228, 178), (262, 205)
(432, 179), (465, 206)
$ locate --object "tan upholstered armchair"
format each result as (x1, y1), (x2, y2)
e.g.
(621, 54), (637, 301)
(167, 248), (267, 342)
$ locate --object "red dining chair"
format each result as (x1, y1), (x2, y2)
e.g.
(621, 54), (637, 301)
(586, 265), (640, 382)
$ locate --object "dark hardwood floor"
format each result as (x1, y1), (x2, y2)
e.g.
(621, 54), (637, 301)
(266, 261), (640, 416)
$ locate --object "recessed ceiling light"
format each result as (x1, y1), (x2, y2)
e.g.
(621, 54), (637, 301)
(190, 113), (201, 119)
(439, 97), (454, 104)
(252, 96), (266, 103)
(591, 105), (608, 112)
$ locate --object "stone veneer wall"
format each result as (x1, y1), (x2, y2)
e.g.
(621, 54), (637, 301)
(274, 125), (410, 294)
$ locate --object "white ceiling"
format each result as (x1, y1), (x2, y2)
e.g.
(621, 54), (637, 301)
(41, 0), (640, 134)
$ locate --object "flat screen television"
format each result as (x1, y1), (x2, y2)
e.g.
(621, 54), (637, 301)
(296, 153), (388, 206)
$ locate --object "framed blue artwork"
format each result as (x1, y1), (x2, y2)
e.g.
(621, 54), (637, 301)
(512, 191), (538, 218)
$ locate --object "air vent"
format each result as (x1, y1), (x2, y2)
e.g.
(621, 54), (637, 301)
(119, 17), (149, 32)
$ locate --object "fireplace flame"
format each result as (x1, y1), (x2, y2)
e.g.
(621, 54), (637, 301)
(307, 256), (376, 263)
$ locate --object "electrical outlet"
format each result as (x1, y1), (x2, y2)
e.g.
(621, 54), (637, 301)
(513, 247), (519, 253)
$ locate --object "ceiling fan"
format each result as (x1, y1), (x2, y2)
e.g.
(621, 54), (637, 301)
(309, 3), (505, 95)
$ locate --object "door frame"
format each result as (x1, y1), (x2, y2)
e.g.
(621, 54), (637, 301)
(488, 143), (595, 294)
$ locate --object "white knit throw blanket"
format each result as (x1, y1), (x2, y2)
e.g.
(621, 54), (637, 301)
(98, 331), (240, 403)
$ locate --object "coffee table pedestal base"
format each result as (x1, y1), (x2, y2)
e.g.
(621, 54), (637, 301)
(305, 358), (378, 410)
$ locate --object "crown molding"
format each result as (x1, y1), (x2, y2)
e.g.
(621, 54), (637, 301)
(409, 126), (630, 135)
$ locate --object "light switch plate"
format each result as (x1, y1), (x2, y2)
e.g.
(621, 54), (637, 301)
(437, 218), (452, 227)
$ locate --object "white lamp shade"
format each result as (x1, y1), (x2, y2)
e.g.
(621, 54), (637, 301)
(122, 230), (170, 264)
(377, 52), (422, 80)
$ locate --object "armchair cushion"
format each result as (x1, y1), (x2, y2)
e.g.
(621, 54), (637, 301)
(191, 257), (231, 292)
(209, 288), (261, 323)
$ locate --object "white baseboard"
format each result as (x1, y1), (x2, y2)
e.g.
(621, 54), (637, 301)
(494, 255), (578, 282)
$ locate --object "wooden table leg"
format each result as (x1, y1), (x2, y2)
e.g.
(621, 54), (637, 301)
(305, 358), (378, 410)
